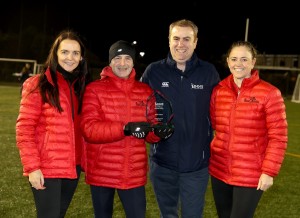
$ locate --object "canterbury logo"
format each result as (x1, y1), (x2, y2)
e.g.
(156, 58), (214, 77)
(162, 82), (169, 88)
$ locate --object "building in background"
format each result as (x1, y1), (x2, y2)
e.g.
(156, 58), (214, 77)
(255, 54), (300, 98)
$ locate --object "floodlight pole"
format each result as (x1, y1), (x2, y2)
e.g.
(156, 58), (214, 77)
(245, 18), (249, 41)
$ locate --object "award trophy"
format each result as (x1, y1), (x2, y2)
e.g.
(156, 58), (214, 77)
(146, 90), (174, 133)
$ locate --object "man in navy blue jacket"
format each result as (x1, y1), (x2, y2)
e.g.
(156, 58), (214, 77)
(140, 19), (220, 217)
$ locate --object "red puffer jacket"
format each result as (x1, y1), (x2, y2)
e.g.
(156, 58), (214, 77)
(16, 69), (83, 178)
(81, 66), (160, 189)
(209, 70), (288, 187)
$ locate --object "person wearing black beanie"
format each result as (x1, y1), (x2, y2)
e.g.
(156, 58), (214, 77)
(80, 39), (169, 218)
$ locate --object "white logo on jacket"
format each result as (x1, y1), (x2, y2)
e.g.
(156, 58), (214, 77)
(191, 83), (203, 89)
(162, 82), (169, 88)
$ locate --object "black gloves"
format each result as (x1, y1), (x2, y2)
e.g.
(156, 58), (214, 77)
(124, 122), (151, 139)
(124, 122), (174, 140)
(153, 123), (174, 140)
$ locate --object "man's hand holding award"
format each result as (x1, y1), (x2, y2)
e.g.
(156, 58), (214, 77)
(124, 90), (174, 139)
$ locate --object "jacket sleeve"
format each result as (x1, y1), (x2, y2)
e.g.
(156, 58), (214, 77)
(210, 86), (218, 130)
(80, 87), (125, 144)
(261, 88), (288, 177)
(16, 76), (42, 175)
(145, 132), (160, 143)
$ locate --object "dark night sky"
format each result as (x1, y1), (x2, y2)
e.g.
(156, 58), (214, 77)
(1, 1), (299, 67)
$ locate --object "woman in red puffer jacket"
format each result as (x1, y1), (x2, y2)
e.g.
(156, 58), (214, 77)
(16, 30), (92, 218)
(209, 41), (288, 218)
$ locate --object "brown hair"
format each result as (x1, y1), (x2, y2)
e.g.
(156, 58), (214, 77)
(169, 19), (198, 42)
(36, 30), (91, 113)
(226, 41), (258, 59)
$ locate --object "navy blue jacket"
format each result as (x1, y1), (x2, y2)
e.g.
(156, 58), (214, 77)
(141, 52), (220, 172)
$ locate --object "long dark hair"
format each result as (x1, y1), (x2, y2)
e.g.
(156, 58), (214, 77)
(37, 30), (92, 113)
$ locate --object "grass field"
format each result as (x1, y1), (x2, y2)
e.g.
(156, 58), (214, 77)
(0, 85), (299, 218)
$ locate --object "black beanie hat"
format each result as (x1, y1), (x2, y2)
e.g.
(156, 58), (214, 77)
(109, 40), (136, 63)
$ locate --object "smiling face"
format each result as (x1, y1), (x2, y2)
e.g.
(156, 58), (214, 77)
(227, 45), (256, 86)
(57, 39), (82, 73)
(109, 54), (134, 79)
(169, 26), (197, 70)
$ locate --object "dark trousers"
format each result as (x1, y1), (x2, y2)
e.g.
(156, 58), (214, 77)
(211, 176), (263, 218)
(90, 185), (146, 218)
(150, 160), (209, 218)
(31, 166), (81, 218)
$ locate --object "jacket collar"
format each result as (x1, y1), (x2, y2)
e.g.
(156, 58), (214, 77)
(100, 66), (136, 82)
(166, 52), (199, 75)
(221, 69), (260, 90)
(44, 67), (71, 86)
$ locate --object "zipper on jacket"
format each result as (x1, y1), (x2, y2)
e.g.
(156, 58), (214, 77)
(68, 81), (75, 120)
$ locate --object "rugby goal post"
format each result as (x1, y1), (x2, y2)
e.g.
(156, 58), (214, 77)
(291, 73), (300, 103)
(0, 58), (42, 75)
